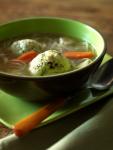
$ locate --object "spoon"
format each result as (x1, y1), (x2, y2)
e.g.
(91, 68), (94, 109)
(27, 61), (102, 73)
(89, 58), (113, 90)
(13, 58), (113, 137)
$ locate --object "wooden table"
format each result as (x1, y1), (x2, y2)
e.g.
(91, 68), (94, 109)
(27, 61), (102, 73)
(0, 0), (113, 138)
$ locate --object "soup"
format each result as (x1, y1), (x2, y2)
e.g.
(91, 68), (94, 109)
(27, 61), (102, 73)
(0, 33), (96, 76)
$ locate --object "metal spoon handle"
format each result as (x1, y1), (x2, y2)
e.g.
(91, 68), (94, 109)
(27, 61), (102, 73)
(90, 58), (113, 90)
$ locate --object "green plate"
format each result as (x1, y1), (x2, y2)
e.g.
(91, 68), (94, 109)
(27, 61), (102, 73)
(0, 54), (112, 129)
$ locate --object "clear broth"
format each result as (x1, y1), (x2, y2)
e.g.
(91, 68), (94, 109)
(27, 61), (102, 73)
(0, 33), (96, 76)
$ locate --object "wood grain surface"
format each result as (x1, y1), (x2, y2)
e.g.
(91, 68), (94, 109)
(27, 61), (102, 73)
(0, 0), (113, 138)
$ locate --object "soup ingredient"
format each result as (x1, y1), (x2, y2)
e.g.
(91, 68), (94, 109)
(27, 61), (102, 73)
(0, 33), (96, 76)
(7, 60), (27, 75)
(64, 51), (94, 59)
(15, 50), (94, 63)
(55, 37), (89, 51)
(10, 39), (41, 55)
(74, 58), (92, 69)
(15, 50), (38, 63)
(13, 98), (65, 137)
(29, 50), (73, 76)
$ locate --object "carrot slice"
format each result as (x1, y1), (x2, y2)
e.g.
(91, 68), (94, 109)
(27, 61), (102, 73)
(15, 50), (38, 63)
(64, 51), (94, 59)
(13, 98), (65, 137)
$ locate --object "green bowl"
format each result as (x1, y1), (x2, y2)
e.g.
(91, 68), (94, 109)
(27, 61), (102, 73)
(0, 17), (106, 101)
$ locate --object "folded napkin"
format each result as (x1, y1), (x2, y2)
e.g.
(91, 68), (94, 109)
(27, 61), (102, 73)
(48, 97), (113, 150)
(0, 97), (113, 150)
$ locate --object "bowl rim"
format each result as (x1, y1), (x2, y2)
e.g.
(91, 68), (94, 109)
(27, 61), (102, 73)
(0, 16), (106, 79)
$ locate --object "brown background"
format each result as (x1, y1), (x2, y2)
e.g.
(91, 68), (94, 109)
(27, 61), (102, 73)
(0, 0), (113, 55)
(0, 0), (113, 138)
